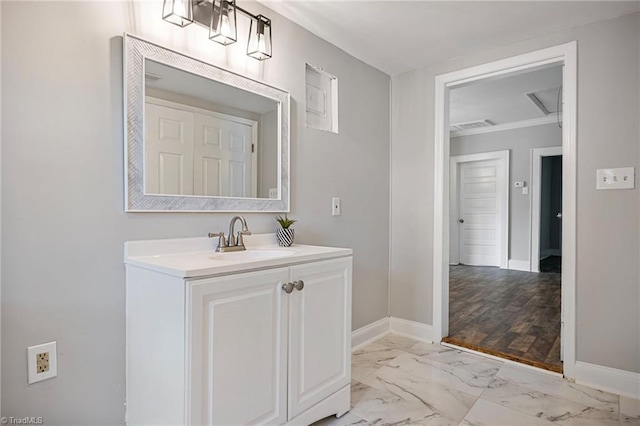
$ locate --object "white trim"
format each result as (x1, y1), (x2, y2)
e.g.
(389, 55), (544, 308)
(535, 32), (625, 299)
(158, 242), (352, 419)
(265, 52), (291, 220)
(433, 42), (578, 379)
(530, 146), (563, 273)
(351, 317), (389, 352)
(451, 115), (558, 138)
(507, 259), (531, 272)
(450, 151), (509, 269)
(441, 342), (563, 378)
(574, 361), (640, 400)
(389, 317), (433, 342)
(351, 317), (433, 351)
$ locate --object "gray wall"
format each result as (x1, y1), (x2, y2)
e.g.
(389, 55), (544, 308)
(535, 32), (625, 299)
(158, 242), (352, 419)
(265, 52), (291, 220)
(450, 124), (561, 263)
(259, 109), (278, 198)
(1, 1), (390, 422)
(391, 12), (640, 373)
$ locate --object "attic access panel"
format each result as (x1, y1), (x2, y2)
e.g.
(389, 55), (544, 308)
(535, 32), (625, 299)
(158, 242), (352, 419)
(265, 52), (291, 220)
(305, 63), (339, 133)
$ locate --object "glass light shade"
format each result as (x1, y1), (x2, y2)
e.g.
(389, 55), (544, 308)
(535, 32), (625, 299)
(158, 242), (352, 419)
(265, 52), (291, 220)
(210, 0), (237, 46)
(247, 15), (272, 60)
(162, 0), (193, 27)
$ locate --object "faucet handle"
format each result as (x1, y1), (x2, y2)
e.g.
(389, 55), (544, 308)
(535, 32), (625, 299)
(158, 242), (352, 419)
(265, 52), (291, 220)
(208, 232), (227, 249)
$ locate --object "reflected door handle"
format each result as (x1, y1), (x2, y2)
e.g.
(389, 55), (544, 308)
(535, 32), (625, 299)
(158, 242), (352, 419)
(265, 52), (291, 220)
(459, 219), (464, 223)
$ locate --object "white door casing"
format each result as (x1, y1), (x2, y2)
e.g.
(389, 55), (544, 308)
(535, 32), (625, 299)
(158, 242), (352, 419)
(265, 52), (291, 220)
(433, 42), (577, 378)
(450, 151), (509, 268)
(145, 97), (258, 197)
(145, 103), (195, 195)
(288, 258), (352, 419)
(187, 268), (289, 426)
(530, 146), (563, 273)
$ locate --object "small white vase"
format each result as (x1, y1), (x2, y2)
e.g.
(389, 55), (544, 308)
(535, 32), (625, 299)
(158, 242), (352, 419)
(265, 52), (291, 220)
(277, 228), (294, 247)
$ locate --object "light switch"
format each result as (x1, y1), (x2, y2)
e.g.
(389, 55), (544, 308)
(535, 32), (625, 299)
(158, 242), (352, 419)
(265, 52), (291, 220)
(596, 167), (635, 190)
(332, 197), (341, 216)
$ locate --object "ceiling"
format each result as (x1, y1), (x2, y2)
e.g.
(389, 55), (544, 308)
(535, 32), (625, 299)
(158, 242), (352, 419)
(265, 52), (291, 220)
(257, 1), (640, 76)
(450, 64), (563, 127)
(145, 60), (277, 114)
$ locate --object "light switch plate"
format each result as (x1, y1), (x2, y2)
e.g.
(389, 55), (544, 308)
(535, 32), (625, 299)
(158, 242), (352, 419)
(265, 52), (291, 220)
(332, 197), (341, 216)
(596, 167), (635, 190)
(27, 341), (57, 384)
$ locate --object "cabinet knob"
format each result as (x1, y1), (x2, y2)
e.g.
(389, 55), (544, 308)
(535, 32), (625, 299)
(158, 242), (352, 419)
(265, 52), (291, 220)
(282, 282), (294, 294)
(294, 280), (304, 291)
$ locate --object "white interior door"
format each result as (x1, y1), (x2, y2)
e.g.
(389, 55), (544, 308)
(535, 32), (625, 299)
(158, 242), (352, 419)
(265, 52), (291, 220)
(458, 160), (502, 267)
(145, 103), (194, 195)
(194, 114), (255, 197)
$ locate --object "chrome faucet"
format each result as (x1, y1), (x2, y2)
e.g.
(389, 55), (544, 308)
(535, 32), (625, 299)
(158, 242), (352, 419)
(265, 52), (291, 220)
(208, 215), (252, 252)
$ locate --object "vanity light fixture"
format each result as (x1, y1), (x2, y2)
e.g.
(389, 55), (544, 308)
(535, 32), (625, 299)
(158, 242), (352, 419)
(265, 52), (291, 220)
(247, 15), (272, 60)
(162, 0), (273, 60)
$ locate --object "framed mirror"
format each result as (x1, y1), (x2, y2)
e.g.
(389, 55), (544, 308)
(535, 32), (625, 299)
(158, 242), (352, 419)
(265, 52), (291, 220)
(124, 34), (290, 212)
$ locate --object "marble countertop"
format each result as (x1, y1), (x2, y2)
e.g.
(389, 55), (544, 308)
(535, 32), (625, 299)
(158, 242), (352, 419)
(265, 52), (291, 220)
(125, 233), (352, 279)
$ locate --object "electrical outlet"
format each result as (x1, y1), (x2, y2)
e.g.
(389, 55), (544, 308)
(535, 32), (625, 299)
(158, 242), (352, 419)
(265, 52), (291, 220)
(27, 341), (57, 384)
(37, 352), (49, 373)
(268, 188), (278, 199)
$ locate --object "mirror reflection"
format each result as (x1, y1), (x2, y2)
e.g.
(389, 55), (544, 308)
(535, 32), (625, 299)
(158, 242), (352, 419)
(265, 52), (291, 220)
(144, 59), (279, 199)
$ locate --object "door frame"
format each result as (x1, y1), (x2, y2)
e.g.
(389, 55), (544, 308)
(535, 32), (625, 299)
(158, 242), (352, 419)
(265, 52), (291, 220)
(530, 146), (563, 273)
(450, 150), (510, 268)
(432, 42), (577, 378)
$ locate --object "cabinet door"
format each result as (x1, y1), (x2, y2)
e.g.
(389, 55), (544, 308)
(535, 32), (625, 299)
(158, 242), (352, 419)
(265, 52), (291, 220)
(187, 268), (289, 425)
(288, 257), (352, 419)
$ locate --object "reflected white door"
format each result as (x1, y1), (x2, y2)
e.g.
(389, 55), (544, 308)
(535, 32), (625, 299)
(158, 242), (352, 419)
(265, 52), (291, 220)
(193, 114), (255, 197)
(458, 160), (501, 266)
(145, 103), (195, 195)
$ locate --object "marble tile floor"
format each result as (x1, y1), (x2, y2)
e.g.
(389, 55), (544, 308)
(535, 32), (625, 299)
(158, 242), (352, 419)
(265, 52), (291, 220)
(312, 333), (640, 426)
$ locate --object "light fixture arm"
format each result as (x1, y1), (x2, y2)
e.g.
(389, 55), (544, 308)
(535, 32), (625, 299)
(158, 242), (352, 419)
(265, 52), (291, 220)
(191, 0), (260, 31)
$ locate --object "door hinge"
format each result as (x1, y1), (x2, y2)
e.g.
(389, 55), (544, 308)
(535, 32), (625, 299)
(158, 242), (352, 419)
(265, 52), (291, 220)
(251, 144), (255, 153)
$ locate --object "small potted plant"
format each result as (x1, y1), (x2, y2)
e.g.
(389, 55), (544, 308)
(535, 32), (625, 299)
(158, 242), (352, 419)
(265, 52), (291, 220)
(275, 214), (297, 247)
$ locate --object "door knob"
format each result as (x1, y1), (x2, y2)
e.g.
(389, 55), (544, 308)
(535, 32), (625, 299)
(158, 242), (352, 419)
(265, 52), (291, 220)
(459, 219), (464, 223)
(282, 282), (294, 294)
(294, 280), (304, 291)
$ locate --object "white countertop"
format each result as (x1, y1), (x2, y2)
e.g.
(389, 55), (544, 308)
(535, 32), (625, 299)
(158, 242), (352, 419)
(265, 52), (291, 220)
(125, 234), (352, 279)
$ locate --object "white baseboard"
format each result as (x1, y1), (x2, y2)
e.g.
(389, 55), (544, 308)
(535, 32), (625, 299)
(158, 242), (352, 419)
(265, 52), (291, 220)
(389, 317), (433, 342)
(574, 361), (640, 399)
(351, 317), (433, 351)
(508, 259), (531, 272)
(351, 317), (389, 351)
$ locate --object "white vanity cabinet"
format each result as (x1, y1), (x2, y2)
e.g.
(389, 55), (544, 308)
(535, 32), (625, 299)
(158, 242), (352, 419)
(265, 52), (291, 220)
(125, 237), (352, 426)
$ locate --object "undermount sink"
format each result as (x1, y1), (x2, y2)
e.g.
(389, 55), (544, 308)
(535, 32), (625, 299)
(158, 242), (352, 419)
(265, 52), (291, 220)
(209, 248), (297, 262)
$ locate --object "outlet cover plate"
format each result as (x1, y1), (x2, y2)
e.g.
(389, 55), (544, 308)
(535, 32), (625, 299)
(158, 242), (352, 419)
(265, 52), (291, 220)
(27, 341), (57, 384)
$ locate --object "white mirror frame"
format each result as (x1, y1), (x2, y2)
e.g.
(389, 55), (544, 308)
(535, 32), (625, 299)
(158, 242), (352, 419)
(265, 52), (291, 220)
(123, 34), (290, 212)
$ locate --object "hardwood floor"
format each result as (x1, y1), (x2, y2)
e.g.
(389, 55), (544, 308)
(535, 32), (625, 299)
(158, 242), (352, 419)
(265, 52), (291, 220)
(446, 264), (562, 372)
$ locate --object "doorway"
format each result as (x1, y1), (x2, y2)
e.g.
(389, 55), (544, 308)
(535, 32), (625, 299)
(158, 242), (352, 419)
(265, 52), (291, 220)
(432, 42), (577, 378)
(531, 147), (563, 273)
